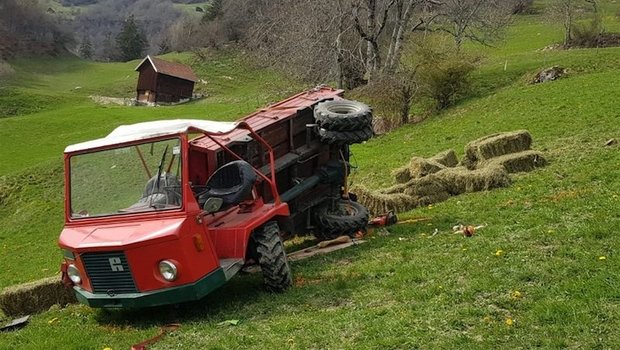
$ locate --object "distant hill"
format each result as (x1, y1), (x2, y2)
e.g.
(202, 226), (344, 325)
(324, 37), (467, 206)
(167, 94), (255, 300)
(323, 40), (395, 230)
(0, 1), (70, 59)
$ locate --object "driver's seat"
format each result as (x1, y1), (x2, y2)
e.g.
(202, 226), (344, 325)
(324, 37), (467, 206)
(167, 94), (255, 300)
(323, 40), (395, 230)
(198, 160), (257, 208)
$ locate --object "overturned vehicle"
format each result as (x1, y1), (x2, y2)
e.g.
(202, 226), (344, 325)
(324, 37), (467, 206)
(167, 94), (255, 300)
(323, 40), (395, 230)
(58, 87), (373, 308)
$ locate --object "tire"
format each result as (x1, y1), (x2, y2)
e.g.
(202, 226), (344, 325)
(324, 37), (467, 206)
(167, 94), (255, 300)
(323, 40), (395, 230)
(315, 199), (369, 240)
(252, 222), (293, 292)
(318, 126), (374, 145)
(314, 99), (373, 131)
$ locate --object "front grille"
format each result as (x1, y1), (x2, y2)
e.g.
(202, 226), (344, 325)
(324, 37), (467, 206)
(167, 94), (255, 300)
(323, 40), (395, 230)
(81, 251), (138, 294)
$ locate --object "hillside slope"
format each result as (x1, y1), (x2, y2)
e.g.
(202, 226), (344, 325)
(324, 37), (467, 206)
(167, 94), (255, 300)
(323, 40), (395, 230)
(1, 5), (620, 349)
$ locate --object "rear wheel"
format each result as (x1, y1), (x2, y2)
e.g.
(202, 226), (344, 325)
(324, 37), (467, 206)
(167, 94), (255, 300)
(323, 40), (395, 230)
(252, 222), (292, 292)
(314, 99), (373, 131)
(315, 199), (369, 240)
(318, 126), (374, 145)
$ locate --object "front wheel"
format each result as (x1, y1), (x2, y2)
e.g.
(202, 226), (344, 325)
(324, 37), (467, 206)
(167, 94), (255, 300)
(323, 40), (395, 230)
(252, 222), (293, 292)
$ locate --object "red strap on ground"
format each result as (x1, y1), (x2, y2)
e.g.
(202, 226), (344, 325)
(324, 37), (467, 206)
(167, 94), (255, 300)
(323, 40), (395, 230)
(130, 323), (181, 350)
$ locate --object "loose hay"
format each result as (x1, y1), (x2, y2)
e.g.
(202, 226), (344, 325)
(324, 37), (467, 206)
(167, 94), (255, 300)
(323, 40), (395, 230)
(0, 276), (76, 317)
(353, 185), (420, 215)
(482, 150), (547, 173)
(408, 157), (446, 178)
(391, 166), (412, 184)
(379, 182), (411, 195)
(434, 165), (511, 195)
(430, 149), (459, 168)
(463, 130), (532, 169)
(357, 130), (544, 216)
(403, 176), (447, 197)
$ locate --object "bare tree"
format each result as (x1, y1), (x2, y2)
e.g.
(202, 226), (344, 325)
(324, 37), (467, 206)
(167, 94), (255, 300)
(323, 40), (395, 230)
(352, 0), (397, 80)
(547, 0), (580, 46)
(243, 0), (367, 86)
(431, 0), (513, 49)
(383, 0), (437, 73)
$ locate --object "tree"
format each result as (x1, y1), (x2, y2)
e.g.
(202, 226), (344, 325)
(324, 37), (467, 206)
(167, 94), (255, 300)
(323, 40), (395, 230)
(79, 36), (93, 59)
(116, 15), (148, 61)
(383, 0), (435, 73)
(547, 0), (580, 46)
(202, 0), (223, 22)
(352, 0), (397, 80)
(432, 0), (513, 49)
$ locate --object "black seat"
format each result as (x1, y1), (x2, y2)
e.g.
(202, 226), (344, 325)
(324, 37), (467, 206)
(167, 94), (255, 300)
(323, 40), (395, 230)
(142, 173), (182, 206)
(198, 160), (257, 208)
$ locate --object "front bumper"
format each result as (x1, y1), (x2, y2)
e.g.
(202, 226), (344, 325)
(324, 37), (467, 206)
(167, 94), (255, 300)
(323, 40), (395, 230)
(73, 268), (227, 308)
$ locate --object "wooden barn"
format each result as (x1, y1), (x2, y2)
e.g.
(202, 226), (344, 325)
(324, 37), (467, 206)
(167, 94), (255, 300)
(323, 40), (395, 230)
(135, 55), (198, 104)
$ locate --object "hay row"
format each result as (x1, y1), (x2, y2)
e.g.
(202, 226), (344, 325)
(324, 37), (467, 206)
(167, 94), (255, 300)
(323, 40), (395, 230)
(353, 185), (420, 215)
(434, 165), (511, 195)
(429, 149), (459, 168)
(354, 165), (511, 215)
(0, 276), (76, 317)
(463, 130), (532, 169)
(408, 157), (446, 179)
(392, 149), (458, 184)
(482, 150), (547, 173)
(391, 167), (412, 184)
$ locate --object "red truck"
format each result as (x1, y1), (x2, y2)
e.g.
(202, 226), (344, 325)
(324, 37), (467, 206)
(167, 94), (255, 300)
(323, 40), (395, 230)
(58, 87), (373, 308)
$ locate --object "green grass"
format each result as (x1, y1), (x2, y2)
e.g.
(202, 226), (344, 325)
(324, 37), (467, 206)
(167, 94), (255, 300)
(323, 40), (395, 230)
(0, 50), (303, 290)
(173, 1), (210, 15)
(0, 52), (303, 175)
(2, 1), (620, 348)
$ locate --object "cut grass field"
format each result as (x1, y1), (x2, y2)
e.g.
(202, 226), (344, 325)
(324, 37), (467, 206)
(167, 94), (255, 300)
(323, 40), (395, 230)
(1, 1), (620, 348)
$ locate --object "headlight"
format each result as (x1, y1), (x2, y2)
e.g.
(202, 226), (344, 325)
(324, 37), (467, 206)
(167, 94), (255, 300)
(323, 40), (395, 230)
(159, 260), (178, 281)
(67, 264), (81, 284)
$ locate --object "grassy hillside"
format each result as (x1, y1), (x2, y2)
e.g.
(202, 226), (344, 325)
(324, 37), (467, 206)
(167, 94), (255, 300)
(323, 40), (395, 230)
(1, 1), (620, 348)
(0, 51), (303, 289)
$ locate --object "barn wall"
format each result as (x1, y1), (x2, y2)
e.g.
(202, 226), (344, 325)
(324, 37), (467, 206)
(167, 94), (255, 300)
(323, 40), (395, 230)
(136, 64), (157, 92)
(155, 74), (194, 103)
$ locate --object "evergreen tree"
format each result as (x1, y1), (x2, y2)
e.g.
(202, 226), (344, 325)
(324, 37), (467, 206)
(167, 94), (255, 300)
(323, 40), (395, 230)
(79, 36), (93, 59)
(116, 15), (148, 61)
(202, 0), (223, 22)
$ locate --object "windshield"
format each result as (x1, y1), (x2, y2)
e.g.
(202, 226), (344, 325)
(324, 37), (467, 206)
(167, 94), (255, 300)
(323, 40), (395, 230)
(70, 138), (183, 218)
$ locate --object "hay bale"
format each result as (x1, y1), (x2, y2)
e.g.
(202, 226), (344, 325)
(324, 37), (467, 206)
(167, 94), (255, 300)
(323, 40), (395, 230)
(403, 176), (447, 197)
(391, 166), (412, 184)
(434, 165), (511, 195)
(482, 150), (547, 173)
(417, 192), (452, 206)
(352, 185), (419, 215)
(408, 157), (446, 178)
(379, 182), (411, 195)
(463, 130), (532, 169)
(429, 149), (459, 168)
(0, 276), (76, 317)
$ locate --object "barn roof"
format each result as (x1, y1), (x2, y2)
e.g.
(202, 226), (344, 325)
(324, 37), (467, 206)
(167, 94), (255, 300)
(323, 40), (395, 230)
(135, 55), (198, 82)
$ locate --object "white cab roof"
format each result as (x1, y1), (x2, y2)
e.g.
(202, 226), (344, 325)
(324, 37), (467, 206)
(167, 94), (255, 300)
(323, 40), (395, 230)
(65, 119), (238, 153)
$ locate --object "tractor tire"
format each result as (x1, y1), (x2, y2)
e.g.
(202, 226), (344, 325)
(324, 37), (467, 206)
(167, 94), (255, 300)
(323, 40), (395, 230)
(315, 199), (369, 240)
(252, 221), (293, 292)
(314, 99), (373, 131)
(318, 126), (374, 145)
